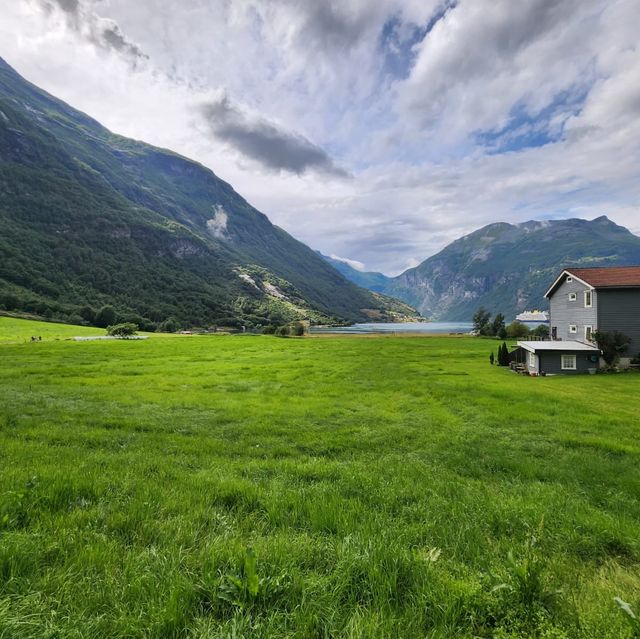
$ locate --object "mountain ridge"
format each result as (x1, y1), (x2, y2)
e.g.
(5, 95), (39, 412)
(327, 216), (640, 321)
(0, 56), (413, 328)
(317, 252), (392, 292)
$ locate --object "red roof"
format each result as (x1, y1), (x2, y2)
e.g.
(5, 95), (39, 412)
(566, 266), (640, 288)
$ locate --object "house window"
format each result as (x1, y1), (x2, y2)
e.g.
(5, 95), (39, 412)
(584, 290), (592, 307)
(561, 354), (577, 370)
(568, 293), (577, 301)
(551, 326), (557, 340)
(585, 325), (593, 341)
(528, 351), (536, 369)
(566, 276), (573, 282)
(569, 324), (577, 334)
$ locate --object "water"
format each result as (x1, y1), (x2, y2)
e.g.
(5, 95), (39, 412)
(310, 321), (474, 335)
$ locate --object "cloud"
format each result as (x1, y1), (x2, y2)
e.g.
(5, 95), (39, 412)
(2, 0), (640, 275)
(39, 0), (147, 64)
(199, 96), (350, 178)
(394, 0), (602, 149)
(51, 0), (79, 13)
(329, 254), (367, 271)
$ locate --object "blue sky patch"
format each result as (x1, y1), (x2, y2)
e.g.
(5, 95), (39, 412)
(379, 2), (456, 80)
(474, 85), (591, 154)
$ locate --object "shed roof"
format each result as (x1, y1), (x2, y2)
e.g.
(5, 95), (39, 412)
(517, 340), (600, 353)
(545, 266), (640, 297)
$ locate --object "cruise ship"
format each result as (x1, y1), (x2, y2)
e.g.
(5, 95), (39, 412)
(515, 310), (549, 323)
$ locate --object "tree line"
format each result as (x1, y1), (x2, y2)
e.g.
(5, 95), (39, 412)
(473, 307), (549, 339)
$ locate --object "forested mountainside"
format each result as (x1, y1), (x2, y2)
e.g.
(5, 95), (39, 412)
(0, 56), (410, 329)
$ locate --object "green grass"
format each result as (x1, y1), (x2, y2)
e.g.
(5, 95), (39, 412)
(1, 319), (639, 637)
(0, 315), (105, 344)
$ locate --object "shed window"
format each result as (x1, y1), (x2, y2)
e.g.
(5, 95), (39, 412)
(561, 354), (577, 370)
(568, 293), (577, 301)
(569, 324), (577, 334)
(584, 290), (592, 307)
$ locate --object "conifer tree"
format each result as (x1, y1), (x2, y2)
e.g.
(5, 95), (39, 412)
(498, 342), (510, 366)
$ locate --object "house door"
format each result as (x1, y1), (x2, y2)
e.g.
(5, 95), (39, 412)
(551, 326), (557, 340)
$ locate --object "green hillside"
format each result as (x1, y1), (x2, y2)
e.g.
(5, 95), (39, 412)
(0, 57), (396, 329)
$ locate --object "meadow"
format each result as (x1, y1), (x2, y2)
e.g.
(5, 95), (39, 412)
(1, 317), (639, 638)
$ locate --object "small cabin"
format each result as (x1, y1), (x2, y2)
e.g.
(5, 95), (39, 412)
(517, 340), (600, 375)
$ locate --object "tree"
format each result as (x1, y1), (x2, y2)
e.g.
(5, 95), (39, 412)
(531, 324), (550, 339)
(498, 342), (511, 366)
(593, 330), (631, 367)
(506, 320), (530, 338)
(473, 307), (492, 334)
(489, 352), (495, 365)
(491, 313), (506, 338)
(291, 322), (305, 336)
(95, 305), (117, 328)
(159, 317), (179, 333)
(79, 305), (95, 324)
(106, 322), (138, 337)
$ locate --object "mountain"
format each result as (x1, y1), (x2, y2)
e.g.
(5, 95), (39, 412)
(318, 253), (391, 292)
(384, 217), (640, 320)
(0, 56), (407, 329)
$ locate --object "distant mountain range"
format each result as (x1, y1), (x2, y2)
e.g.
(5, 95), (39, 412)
(321, 217), (640, 321)
(317, 253), (391, 292)
(0, 57), (415, 329)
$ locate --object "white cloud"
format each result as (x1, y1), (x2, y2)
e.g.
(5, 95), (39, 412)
(328, 254), (366, 272)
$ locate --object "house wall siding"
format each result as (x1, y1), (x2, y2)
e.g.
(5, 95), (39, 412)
(525, 352), (538, 374)
(596, 289), (640, 356)
(538, 351), (599, 375)
(549, 277), (597, 342)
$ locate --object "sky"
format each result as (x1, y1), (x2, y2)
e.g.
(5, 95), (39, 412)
(1, 0), (639, 275)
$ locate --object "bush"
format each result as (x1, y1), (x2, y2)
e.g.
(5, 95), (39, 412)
(506, 321), (530, 338)
(593, 330), (631, 367)
(262, 325), (276, 335)
(274, 325), (290, 337)
(291, 322), (305, 337)
(106, 322), (138, 337)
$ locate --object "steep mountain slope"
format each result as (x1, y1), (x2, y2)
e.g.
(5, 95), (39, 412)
(385, 217), (640, 320)
(0, 56), (395, 328)
(318, 252), (392, 292)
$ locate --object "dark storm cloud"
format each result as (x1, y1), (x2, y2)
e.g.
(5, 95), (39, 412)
(200, 97), (350, 178)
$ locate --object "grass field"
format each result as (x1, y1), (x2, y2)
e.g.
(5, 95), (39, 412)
(0, 315), (105, 344)
(1, 318), (639, 638)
